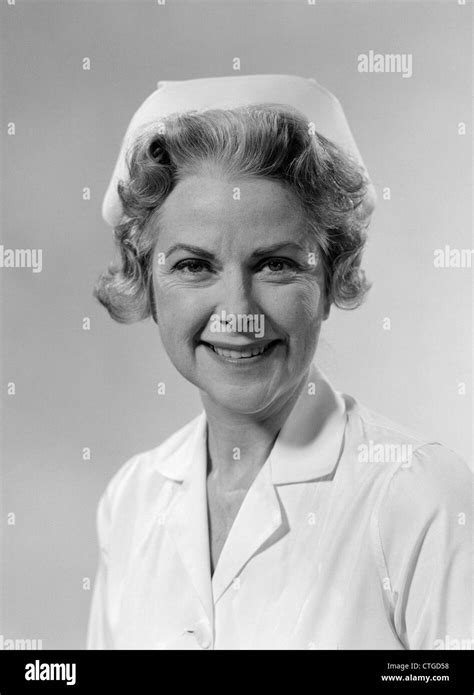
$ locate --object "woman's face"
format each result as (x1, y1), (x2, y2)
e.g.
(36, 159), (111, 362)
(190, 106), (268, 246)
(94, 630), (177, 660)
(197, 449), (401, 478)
(151, 166), (328, 417)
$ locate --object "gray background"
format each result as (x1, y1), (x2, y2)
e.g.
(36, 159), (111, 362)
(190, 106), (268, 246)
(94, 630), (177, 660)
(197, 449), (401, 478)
(1, 0), (471, 649)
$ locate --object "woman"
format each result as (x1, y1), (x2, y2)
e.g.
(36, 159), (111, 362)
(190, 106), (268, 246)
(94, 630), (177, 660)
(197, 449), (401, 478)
(87, 75), (472, 650)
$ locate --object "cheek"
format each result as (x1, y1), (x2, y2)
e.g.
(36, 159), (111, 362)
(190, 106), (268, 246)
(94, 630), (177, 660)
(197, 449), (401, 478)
(262, 279), (325, 335)
(153, 279), (209, 339)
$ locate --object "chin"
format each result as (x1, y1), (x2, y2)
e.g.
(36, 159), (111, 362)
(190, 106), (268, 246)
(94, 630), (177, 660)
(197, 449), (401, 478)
(204, 382), (277, 416)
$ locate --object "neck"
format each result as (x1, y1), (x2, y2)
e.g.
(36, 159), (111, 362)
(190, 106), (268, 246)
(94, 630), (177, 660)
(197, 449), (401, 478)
(200, 370), (309, 488)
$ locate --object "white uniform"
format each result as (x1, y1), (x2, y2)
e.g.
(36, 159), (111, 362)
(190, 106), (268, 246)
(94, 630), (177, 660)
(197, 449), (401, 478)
(87, 364), (473, 650)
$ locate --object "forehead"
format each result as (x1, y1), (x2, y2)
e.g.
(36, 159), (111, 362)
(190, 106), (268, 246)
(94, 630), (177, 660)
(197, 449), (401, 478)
(155, 172), (310, 250)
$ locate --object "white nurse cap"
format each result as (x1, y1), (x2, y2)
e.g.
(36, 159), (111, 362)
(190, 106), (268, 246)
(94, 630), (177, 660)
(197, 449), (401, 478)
(102, 74), (377, 228)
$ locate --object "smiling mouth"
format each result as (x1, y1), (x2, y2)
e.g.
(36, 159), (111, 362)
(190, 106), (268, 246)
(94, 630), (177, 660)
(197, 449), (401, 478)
(201, 340), (279, 360)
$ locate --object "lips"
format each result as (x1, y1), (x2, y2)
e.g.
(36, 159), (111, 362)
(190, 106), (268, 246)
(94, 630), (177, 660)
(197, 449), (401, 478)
(201, 340), (278, 360)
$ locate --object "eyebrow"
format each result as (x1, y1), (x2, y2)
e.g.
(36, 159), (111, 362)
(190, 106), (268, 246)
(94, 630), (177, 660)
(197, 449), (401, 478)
(165, 241), (306, 260)
(250, 242), (306, 258)
(165, 244), (216, 260)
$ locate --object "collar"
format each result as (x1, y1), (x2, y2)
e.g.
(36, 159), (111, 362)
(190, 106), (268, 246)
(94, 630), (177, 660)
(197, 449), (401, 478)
(270, 363), (347, 483)
(151, 363), (347, 485)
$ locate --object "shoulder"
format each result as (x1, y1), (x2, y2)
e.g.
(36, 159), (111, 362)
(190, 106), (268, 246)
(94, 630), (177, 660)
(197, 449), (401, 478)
(106, 412), (201, 493)
(345, 392), (469, 467)
(376, 442), (472, 543)
(94, 414), (202, 547)
(377, 442), (472, 525)
(344, 393), (436, 450)
(387, 442), (471, 503)
(366, 436), (472, 586)
(341, 393), (472, 525)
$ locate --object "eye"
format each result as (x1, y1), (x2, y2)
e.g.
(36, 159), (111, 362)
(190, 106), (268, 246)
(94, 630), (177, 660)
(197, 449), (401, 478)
(259, 258), (299, 273)
(173, 259), (213, 275)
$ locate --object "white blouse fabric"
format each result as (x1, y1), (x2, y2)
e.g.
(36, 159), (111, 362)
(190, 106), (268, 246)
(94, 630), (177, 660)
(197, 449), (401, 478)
(87, 365), (473, 650)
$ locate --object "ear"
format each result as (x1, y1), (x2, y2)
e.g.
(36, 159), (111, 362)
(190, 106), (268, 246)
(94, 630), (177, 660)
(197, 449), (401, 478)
(147, 273), (159, 324)
(322, 295), (331, 321)
(150, 297), (159, 325)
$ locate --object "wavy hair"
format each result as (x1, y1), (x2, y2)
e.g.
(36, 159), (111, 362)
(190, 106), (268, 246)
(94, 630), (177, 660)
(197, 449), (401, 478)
(95, 105), (373, 323)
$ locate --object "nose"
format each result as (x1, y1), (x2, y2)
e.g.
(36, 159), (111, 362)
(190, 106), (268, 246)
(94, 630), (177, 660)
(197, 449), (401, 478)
(213, 267), (259, 329)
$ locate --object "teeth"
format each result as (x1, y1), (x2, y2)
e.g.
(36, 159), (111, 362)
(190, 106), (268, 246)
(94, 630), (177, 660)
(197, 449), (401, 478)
(211, 343), (271, 358)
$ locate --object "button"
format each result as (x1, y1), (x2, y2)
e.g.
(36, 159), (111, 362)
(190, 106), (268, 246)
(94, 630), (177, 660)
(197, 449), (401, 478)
(183, 620), (213, 649)
(193, 618), (212, 650)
